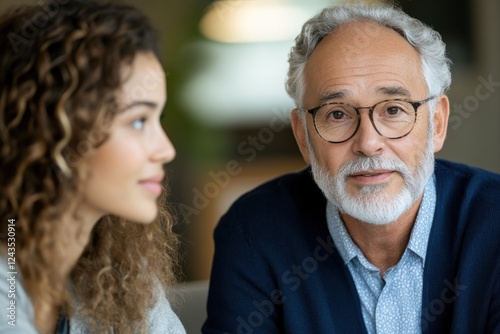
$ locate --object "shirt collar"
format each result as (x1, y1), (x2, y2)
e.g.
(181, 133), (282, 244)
(406, 174), (436, 262)
(326, 174), (436, 265)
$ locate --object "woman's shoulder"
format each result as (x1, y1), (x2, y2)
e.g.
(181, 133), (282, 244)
(147, 285), (186, 334)
(68, 283), (186, 334)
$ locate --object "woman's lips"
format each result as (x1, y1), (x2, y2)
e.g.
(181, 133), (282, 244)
(139, 174), (164, 196)
(139, 181), (162, 195)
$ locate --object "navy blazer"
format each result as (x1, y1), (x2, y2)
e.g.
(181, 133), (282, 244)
(203, 159), (500, 333)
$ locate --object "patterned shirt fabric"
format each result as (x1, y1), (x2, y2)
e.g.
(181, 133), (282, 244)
(326, 175), (436, 334)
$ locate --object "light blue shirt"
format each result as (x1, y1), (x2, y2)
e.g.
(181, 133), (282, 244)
(326, 176), (436, 334)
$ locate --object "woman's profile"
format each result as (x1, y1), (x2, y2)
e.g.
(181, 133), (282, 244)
(0, 0), (185, 333)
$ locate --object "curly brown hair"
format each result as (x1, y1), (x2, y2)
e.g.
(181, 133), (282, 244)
(0, 0), (179, 332)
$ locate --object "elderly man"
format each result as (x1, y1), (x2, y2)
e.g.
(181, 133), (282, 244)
(203, 3), (500, 334)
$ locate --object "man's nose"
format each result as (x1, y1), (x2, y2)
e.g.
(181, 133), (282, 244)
(350, 110), (384, 156)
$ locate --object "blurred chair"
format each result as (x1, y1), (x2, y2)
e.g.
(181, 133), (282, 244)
(172, 280), (209, 334)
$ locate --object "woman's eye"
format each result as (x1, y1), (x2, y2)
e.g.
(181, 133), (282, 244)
(131, 117), (147, 130)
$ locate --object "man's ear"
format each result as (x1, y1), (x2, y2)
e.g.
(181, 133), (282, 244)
(290, 108), (311, 164)
(432, 94), (450, 153)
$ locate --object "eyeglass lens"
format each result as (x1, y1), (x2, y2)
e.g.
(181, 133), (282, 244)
(314, 100), (417, 142)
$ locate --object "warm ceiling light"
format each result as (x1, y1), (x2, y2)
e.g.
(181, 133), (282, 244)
(200, 0), (318, 43)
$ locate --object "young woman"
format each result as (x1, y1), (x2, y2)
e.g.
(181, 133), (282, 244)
(0, 0), (185, 333)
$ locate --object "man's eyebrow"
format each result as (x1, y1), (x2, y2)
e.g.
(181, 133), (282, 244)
(319, 90), (350, 103)
(376, 86), (411, 98)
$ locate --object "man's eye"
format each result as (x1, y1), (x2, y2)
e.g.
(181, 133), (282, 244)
(334, 110), (345, 119)
(327, 110), (346, 120)
(386, 106), (403, 116)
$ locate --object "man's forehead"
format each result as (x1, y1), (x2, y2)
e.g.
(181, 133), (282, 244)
(316, 20), (414, 56)
(305, 21), (422, 77)
(301, 20), (427, 104)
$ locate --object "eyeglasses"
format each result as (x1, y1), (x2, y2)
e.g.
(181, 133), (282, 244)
(301, 96), (435, 143)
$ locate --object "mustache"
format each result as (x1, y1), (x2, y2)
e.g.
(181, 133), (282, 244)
(337, 155), (411, 178)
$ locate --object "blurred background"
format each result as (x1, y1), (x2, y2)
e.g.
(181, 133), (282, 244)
(2, 0), (499, 283)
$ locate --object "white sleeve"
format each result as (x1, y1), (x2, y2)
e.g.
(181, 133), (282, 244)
(0, 256), (39, 333)
(69, 281), (186, 334)
(148, 284), (186, 334)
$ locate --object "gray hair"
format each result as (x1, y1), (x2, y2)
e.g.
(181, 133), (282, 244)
(286, 2), (452, 111)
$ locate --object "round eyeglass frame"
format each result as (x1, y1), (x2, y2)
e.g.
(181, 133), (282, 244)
(301, 96), (436, 144)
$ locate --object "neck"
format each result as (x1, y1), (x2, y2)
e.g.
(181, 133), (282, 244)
(59, 205), (102, 275)
(37, 306), (61, 334)
(60, 210), (101, 276)
(341, 195), (423, 275)
(33, 207), (101, 333)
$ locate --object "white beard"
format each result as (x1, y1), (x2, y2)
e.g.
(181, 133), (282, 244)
(307, 128), (435, 225)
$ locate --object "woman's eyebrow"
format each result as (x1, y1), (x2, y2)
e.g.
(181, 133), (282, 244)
(122, 100), (158, 111)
